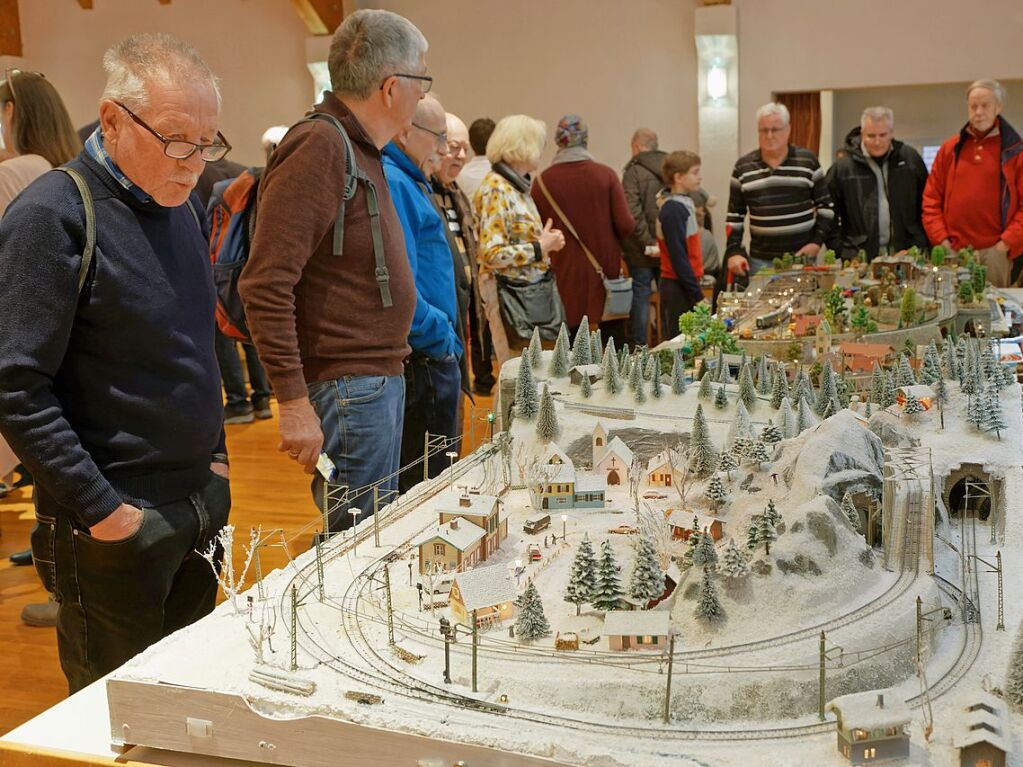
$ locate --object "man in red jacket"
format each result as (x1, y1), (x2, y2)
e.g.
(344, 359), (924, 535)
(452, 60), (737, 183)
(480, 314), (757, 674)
(922, 79), (1023, 287)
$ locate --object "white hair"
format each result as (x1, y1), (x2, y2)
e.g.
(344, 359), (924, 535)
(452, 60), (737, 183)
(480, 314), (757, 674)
(861, 106), (895, 129)
(328, 9), (428, 100)
(101, 33), (220, 110)
(756, 102), (790, 127)
(967, 78), (1006, 105)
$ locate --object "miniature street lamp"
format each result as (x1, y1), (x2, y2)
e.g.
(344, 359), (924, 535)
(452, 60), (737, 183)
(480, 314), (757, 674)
(348, 509), (360, 554)
(446, 450), (458, 487)
(487, 410), (495, 441)
(561, 514), (567, 541)
(439, 617), (452, 684)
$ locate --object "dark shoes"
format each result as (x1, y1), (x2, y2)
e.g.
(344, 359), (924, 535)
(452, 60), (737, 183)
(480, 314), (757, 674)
(224, 401), (255, 424)
(252, 397), (273, 420)
(10, 464), (32, 489)
(9, 549), (32, 566)
(21, 596), (58, 627)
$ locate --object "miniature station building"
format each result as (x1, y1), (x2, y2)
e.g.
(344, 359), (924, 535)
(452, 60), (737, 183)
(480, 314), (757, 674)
(952, 692), (1009, 767)
(603, 610), (670, 651)
(449, 564), (517, 629)
(415, 490), (507, 575)
(825, 689), (911, 765)
(540, 444), (607, 510)
(666, 509), (724, 542)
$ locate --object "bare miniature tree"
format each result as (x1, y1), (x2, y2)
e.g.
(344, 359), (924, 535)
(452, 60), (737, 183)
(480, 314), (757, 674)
(664, 439), (694, 506)
(202, 524), (260, 612)
(638, 503), (686, 571)
(524, 458), (557, 510)
(247, 602), (278, 665)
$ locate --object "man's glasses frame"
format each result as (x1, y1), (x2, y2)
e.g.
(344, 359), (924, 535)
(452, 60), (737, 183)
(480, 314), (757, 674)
(114, 101), (231, 162)
(381, 73), (433, 94)
(412, 122), (447, 148)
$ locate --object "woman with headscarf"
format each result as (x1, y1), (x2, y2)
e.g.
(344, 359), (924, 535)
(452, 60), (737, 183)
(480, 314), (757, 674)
(532, 114), (635, 340)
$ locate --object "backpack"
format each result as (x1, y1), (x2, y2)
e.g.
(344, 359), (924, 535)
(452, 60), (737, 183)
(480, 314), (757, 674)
(207, 112), (392, 343)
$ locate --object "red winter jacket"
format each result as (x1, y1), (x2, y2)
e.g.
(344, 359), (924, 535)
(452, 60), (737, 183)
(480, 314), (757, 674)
(922, 116), (1023, 258)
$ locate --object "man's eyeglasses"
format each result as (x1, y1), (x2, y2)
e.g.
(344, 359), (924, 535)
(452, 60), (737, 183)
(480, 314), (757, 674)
(381, 73), (433, 94)
(4, 68), (46, 102)
(115, 101), (231, 162)
(412, 122), (447, 148)
(758, 126), (787, 135)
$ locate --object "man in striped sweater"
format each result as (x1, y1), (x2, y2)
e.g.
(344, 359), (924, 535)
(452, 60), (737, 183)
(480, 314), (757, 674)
(725, 102), (835, 278)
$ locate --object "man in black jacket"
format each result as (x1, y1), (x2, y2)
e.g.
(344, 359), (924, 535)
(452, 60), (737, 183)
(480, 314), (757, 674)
(827, 106), (929, 260)
(622, 128), (666, 345)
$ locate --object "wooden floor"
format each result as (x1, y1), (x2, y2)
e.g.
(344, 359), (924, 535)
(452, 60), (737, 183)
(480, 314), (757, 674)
(0, 392), (493, 734)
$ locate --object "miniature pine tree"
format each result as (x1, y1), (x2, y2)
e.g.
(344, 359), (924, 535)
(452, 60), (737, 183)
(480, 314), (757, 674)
(694, 566), (723, 622)
(841, 492), (861, 533)
(981, 342), (999, 382)
(692, 531), (719, 570)
(714, 384), (728, 409)
(896, 353), (916, 387)
(628, 353), (643, 393)
(706, 473), (728, 510)
(869, 363), (885, 405)
(726, 400), (752, 447)
(590, 328), (603, 362)
(984, 386), (1007, 440)
(731, 437), (753, 465)
(549, 323), (571, 377)
(738, 362), (757, 410)
(618, 342), (630, 366)
(942, 340), (959, 381)
(770, 367), (788, 409)
(749, 440), (771, 466)
(580, 371), (593, 399)
(650, 366), (663, 399)
(756, 511), (778, 555)
(571, 320), (592, 367)
(688, 404), (717, 476)
(564, 536), (598, 615)
(698, 370), (713, 399)
(882, 372), (897, 408)
(717, 450), (738, 478)
(515, 351), (539, 419)
(592, 539), (624, 612)
(1006, 626), (1023, 711)
(721, 538), (750, 580)
(920, 341), (941, 385)
(715, 349), (728, 382)
(796, 395), (818, 433)
(763, 499), (781, 527)
(634, 373), (647, 404)
(671, 353), (687, 395)
(601, 343), (622, 395)
(745, 517), (760, 550)
(644, 354), (657, 382)
(966, 384), (985, 429)
(528, 326), (543, 369)
(933, 375), (948, 429)
(902, 392), (924, 417)
(756, 355), (771, 395)
(778, 397), (796, 438)
(761, 419), (782, 447)
(514, 582), (551, 641)
(628, 536), (665, 604)
(535, 384), (559, 441)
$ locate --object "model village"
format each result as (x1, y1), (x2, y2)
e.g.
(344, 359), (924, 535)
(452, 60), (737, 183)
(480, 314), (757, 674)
(112, 247), (1023, 767)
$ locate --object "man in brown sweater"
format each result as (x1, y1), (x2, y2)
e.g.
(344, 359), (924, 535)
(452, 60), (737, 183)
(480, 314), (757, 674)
(239, 9), (427, 531)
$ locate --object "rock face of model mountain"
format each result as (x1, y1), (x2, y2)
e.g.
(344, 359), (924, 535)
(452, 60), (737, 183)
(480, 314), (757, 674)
(779, 409), (885, 506)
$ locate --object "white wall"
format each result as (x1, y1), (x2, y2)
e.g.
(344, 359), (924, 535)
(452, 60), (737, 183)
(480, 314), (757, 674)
(735, 0), (1023, 155)
(15, 0), (314, 166)
(365, 0), (700, 173)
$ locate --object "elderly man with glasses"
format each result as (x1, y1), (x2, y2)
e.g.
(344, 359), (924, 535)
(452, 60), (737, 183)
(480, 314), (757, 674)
(382, 95), (467, 492)
(0, 33), (231, 692)
(725, 102), (834, 278)
(240, 9), (424, 532)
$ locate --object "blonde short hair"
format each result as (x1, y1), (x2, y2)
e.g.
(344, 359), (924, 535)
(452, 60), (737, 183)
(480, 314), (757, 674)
(486, 115), (547, 166)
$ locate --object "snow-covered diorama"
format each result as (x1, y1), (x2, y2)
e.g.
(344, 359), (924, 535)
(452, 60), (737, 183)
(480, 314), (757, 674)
(107, 319), (1023, 767)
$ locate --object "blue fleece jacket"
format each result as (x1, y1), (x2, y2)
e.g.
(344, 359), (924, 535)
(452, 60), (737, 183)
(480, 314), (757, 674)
(382, 143), (462, 360)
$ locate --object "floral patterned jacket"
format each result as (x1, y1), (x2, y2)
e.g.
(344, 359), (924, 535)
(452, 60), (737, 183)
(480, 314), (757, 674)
(472, 169), (549, 282)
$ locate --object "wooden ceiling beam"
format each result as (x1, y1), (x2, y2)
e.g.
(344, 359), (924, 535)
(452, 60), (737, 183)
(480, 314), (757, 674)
(77, 0), (93, 8)
(0, 0), (21, 57)
(290, 0), (343, 35)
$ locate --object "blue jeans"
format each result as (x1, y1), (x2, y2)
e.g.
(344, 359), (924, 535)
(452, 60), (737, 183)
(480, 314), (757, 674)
(215, 329), (271, 407)
(629, 266), (658, 346)
(308, 374), (405, 533)
(399, 355), (462, 494)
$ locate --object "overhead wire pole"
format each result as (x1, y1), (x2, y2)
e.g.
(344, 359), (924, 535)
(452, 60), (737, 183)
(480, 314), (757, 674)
(663, 631), (676, 724)
(818, 631), (843, 721)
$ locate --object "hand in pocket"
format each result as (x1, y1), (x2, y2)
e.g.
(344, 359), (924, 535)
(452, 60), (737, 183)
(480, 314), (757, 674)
(88, 503), (144, 542)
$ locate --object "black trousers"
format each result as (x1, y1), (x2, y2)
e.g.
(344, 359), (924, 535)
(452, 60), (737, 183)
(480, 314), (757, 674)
(468, 289), (495, 390)
(31, 473), (230, 693)
(398, 355), (462, 494)
(659, 278), (702, 341)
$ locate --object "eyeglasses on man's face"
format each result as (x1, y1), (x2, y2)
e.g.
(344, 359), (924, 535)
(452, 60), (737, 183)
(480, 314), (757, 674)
(412, 122), (448, 148)
(381, 73), (433, 94)
(115, 101), (231, 162)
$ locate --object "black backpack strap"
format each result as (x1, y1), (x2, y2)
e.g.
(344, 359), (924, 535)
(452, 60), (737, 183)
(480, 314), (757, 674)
(291, 112), (392, 308)
(53, 167), (95, 296)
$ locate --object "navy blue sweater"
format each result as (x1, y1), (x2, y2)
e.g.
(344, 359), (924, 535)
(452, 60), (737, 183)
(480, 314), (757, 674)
(0, 153), (224, 527)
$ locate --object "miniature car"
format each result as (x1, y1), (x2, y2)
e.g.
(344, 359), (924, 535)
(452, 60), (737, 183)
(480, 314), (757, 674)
(607, 524), (640, 535)
(642, 490), (667, 500)
(526, 544), (542, 561)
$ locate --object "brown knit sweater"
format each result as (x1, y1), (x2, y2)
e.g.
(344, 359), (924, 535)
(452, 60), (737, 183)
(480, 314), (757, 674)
(240, 94), (415, 402)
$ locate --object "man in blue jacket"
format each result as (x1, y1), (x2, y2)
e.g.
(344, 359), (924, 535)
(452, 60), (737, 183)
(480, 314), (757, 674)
(383, 95), (463, 492)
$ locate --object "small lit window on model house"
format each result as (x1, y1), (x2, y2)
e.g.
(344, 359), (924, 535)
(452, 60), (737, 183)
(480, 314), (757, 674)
(434, 544), (444, 556)
(636, 635), (655, 645)
(864, 747), (876, 759)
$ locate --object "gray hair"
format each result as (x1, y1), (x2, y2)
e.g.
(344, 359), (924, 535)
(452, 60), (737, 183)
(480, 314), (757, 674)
(967, 78), (1006, 105)
(101, 33), (220, 110)
(861, 106), (894, 129)
(328, 9), (428, 100)
(756, 102), (790, 126)
(632, 128), (658, 151)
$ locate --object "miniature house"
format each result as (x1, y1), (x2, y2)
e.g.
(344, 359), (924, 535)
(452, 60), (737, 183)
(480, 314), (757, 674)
(646, 450), (675, 487)
(895, 384), (935, 410)
(815, 317), (833, 357)
(603, 610), (670, 651)
(953, 692), (1008, 767)
(825, 689), (910, 765)
(666, 509), (723, 542)
(840, 342), (895, 374)
(792, 313), (822, 337)
(436, 490), (507, 561)
(569, 364), (602, 386)
(449, 565), (517, 630)
(540, 453), (607, 510)
(414, 519), (485, 575)
(592, 422), (609, 463)
(593, 436), (633, 486)
(544, 444), (571, 466)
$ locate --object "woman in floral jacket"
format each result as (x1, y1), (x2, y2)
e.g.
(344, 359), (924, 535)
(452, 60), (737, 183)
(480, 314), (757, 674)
(472, 115), (564, 364)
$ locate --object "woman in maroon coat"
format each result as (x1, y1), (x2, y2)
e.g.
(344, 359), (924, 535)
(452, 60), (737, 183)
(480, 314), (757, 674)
(532, 115), (635, 334)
